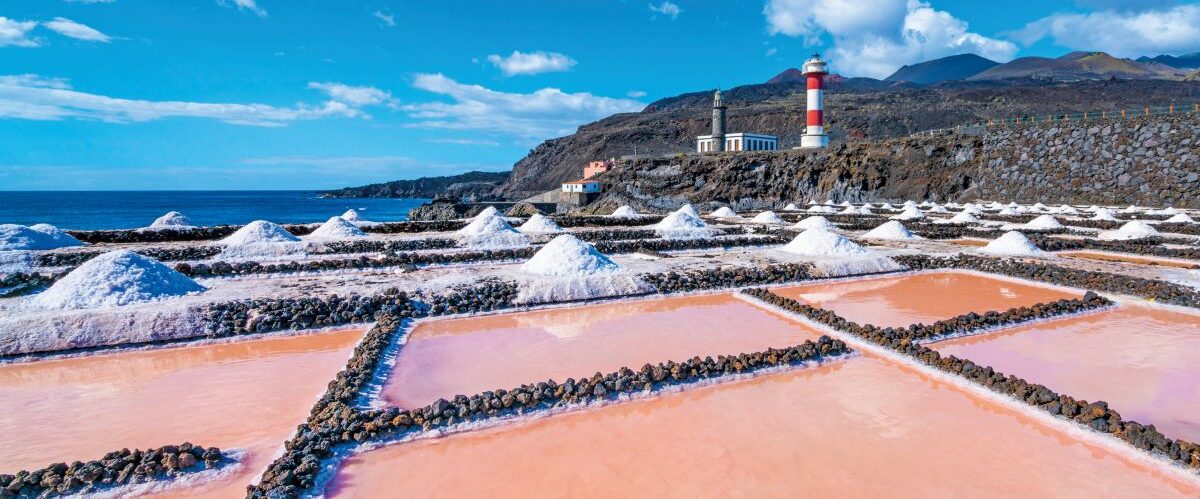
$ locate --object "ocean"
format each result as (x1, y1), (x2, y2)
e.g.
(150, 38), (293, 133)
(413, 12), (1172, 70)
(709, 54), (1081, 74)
(0, 191), (430, 231)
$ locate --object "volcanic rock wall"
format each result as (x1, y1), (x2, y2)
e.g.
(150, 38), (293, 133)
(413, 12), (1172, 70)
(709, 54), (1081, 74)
(580, 113), (1200, 212)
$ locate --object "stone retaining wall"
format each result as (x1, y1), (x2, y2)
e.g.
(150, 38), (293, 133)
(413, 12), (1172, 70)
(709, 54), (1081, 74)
(1, 444), (227, 497)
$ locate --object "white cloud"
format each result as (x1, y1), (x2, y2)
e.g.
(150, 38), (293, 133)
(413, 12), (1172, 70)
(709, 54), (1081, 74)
(649, 2), (682, 20)
(404, 73), (644, 140)
(627, 90), (647, 98)
(0, 74), (394, 126)
(43, 17), (110, 42)
(373, 10), (395, 27)
(764, 0), (1017, 78)
(486, 50), (577, 76)
(217, 0), (267, 17)
(1013, 4), (1200, 58)
(0, 17), (39, 47)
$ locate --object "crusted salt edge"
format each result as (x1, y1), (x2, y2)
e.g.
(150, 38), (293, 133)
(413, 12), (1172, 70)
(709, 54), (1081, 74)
(313, 352), (858, 499)
(66, 449), (245, 499)
(914, 304), (1117, 346)
(735, 292), (1200, 486)
(1059, 249), (1200, 268)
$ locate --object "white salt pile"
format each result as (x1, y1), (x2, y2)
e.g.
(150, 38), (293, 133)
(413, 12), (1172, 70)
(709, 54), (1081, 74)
(1099, 220), (1160, 241)
(902, 200), (918, 209)
(341, 209), (361, 222)
(32, 250), (205, 309)
(1006, 202), (1020, 209)
(862, 221), (921, 240)
(653, 211), (713, 240)
(890, 206), (925, 220)
(147, 211), (196, 230)
(221, 221), (300, 245)
(840, 201), (853, 207)
(456, 213), (529, 248)
(471, 206), (500, 221)
(781, 228), (869, 257)
(794, 216), (835, 231)
(856, 206), (874, 215)
(782, 203), (800, 211)
(1054, 205), (1079, 215)
(0, 224), (84, 251)
(1120, 205), (1142, 214)
(840, 205), (858, 215)
(806, 205), (837, 214)
(925, 204), (948, 213)
(1084, 205), (1101, 213)
(1165, 213), (1197, 224)
(807, 199), (819, 205)
(518, 214), (565, 234)
(860, 203), (875, 210)
(709, 207), (739, 218)
(1032, 203), (1049, 212)
(981, 231), (1044, 256)
(675, 204), (701, 218)
(751, 211), (784, 224)
(1148, 207), (1180, 216)
(939, 210), (979, 224)
(918, 201), (933, 208)
(610, 205), (640, 218)
(1023, 215), (1063, 230)
(520, 235), (619, 277)
(996, 206), (1020, 216)
(307, 216), (368, 239)
(824, 199), (836, 206)
(879, 203), (896, 210)
(1092, 208), (1119, 221)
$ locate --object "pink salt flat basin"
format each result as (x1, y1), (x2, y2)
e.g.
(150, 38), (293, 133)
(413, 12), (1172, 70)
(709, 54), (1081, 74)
(771, 271), (1078, 328)
(381, 293), (826, 409)
(0, 328), (365, 499)
(932, 304), (1200, 442)
(1060, 250), (1200, 269)
(328, 354), (1198, 498)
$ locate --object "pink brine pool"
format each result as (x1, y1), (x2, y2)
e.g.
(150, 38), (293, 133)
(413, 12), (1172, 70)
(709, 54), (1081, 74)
(771, 271), (1078, 327)
(328, 354), (1198, 498)
(932, 304), (1200, 442)
(0, 328), (365, 498)
(381, 293), (826, 409)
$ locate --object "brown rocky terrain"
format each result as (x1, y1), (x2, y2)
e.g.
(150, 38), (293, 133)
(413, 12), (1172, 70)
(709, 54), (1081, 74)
(498, 79), (1200, 199)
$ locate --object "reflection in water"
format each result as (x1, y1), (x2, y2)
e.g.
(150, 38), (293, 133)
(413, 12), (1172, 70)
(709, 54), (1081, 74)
(0, 328), (365, 499)
(382, 294), (825, 409)
(933, 304), (1200, 442)
(772, 271), (1077, 327)
(331, 355), (1198, 498)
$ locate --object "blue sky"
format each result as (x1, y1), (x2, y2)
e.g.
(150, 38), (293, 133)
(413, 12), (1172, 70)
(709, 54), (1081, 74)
(1, 0), (1198, 190)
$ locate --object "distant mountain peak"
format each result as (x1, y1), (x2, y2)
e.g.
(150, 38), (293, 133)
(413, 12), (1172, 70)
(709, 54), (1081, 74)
(883, 53), (998, 85)
(766, 68), (804, 84)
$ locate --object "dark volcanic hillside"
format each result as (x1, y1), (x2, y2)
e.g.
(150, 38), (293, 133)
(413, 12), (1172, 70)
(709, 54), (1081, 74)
(885, 54), (998, 84)
(323, 170), (508, 200)
(969, 52), (1180, 81)
(1138, 53), (1200, 70)
(496, 79), (1200, 199)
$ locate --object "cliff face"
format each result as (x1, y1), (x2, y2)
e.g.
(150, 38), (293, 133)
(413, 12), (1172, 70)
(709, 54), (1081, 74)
(497, 80), (1200, 199)
(577, 114), (1200, 213)
(322, 171), (509, 200)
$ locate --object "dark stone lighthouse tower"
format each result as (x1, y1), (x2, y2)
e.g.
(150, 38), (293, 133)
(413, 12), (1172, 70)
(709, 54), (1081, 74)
(711, 89), (726, 152)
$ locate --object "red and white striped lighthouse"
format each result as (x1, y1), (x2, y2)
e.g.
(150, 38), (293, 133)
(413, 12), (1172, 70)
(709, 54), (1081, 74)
(800, 53), (829, 149)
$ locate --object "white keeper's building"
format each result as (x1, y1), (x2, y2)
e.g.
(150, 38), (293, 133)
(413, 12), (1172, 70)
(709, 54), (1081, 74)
(696, 132), (778, 153)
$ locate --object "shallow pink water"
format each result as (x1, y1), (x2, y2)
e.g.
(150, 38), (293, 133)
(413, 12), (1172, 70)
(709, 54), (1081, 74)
(329, 354), (1198, 498)
(1061, 250), (1200, 269)
(381, 294), (825, 409)
(772, 271), (1078, 327)
(0, 328), (365, 498)
(933, 305), (1200, 441)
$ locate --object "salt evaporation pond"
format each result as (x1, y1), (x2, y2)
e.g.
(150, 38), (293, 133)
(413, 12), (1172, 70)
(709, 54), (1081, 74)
(932, 304), (1200, 441)
(328, 354), (1198, 498)
(771, 271), (1077, 327)
(0, 328), (364, 498)
(1060, 250), (1200, 269)
(380, 293), (824, 409)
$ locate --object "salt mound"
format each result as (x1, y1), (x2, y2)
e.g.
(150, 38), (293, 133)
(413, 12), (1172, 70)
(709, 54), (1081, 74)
(1099, 220), (1160, 240)
(862, 221), (920, 240)
(220, 221), (300, 245)
(610, 205), (639, 218)
(751, 211), (784, 224)
(653, 211), (713, 240)
(879, 203), (896, 210)
(1054, 205), (1079, 215)
(1084, 205), (1101, 212)
(675, 204), (700, 218)
(940, 210), (980, 224)
(1120, 205), (1141, 214)
(782, 203), (800, 211)
(794, 216), (835, 231)
(148, 211), (195, 230)
(341, 209), (361, 221)
(807, 205), (837, 214)
(1092, 208), (1119, 221)
(840, 205), (858, 215)
(709, 207), (739, 218)
(471, 206), (500, 221)
(1032, 203), (1048, 211)
(1166, 213), (1197, 224)
(890, 206), (925, 220)
(307, 216), (368, 239)
(1149, 207), (1180, 216)
(902, 200), (918, 209)
(860, 203), (875, 210)
(456, 213), (529, 248)
(781, 228), (869, 257)
(1023, 215), (1063, 230)
(32, 250), (205, 309)
(840, 201), (853, 207)
(0, 224), (84, 251)
(518, 214), (565, 234)
(1006, 202), (1020, 209)
(824, 199), (836, 206)
(925, 204), (948, 213)
(856, 206), (873, 215)
(996, 207), (1019, 216)
(918, 201), (933, 208)
(981, 231), (1044, 256)
(807, 199), (819, 205)
(520, 235), (619, 277)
